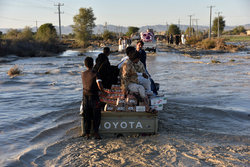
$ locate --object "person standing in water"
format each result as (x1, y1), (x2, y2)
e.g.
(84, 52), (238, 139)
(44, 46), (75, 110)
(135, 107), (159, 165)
(169, 34), (174, 44)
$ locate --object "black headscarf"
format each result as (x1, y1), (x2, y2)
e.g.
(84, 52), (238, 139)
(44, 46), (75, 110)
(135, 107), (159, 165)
(93, 53), (110, 73)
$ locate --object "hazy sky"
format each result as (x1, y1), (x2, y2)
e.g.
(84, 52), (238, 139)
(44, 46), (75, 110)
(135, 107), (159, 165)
(0, 0), (249, 29)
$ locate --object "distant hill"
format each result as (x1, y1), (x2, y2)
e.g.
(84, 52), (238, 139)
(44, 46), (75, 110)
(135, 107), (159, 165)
(1, 24), (250, 34)
(244, 24), (250, 30)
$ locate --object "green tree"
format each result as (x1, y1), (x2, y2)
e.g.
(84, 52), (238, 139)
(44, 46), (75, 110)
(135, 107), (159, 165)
(5, 29), (20, 39)
(167, 24), (180, 35)
(20, 26), (33, 40)
(126, 26), (139, 37)
(232, 26), (246, 35)
(35, 23), (57, 43)
(67, 33), (75, 39)
(72, 7), (96, 47)
(212, 16), (226, 36)
(185, 27), (195, 36)
(103, 30), (116, 41)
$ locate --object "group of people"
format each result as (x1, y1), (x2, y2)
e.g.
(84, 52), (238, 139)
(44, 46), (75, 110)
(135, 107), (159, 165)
(80, 41), (158, 139)
(166, 34), (186, 45)
(118, 37), (132, 52)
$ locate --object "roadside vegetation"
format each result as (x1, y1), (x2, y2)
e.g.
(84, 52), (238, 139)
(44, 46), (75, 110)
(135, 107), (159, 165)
(184, 37), (244, 52)
(177, 16), (246, 52)
(0, 24), (65, 57)
(223, 35), (250, 42)
(64, 7), (123, 49)
(1, 8), (249, 57)
(7, 65), (22, 77)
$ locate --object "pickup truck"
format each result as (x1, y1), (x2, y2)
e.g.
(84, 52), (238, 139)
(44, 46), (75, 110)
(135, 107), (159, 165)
(80, 84), (167, 136)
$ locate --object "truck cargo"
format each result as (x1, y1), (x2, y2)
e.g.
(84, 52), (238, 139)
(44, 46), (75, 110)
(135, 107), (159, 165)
(81, 84), (167, 136)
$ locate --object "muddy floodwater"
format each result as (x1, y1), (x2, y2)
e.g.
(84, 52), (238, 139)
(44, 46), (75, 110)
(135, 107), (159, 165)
(0, 48), (249, 166)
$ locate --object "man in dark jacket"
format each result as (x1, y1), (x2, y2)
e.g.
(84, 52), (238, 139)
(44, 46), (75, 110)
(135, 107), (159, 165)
(136, 40), (147, 68)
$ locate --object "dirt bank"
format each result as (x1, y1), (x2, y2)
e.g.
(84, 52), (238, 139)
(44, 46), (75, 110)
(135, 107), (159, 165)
(157, 42), (248, 58)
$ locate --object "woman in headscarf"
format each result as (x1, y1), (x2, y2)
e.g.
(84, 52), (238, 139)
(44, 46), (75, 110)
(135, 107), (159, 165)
(93, 53), (112, 89)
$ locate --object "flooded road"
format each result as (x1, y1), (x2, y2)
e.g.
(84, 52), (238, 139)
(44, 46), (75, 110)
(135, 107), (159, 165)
(0, 49), (249, 166)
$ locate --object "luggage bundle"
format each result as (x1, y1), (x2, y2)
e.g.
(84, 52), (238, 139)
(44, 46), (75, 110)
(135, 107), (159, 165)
(99, 85), (167, 112)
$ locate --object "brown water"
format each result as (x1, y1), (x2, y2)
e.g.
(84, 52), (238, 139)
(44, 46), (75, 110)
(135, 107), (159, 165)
(0, 49), (249, 166)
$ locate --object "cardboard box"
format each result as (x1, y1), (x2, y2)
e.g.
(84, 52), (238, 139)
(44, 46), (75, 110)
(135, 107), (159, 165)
(116, 106), (126, 112)
(104, 104), (116, 112)
(103, 88), (112, 94)
(126, 105), (136, 112)
(150, 96), (167, 105)
(151, 104), (163, 111)
(138, 102), (145, 106)
(104, 99), (116, 105)
(111, 85), (121, 90)
(136, 106), (146, 112)
(126, 97), (137, 105)
(116, 98), (126, 106)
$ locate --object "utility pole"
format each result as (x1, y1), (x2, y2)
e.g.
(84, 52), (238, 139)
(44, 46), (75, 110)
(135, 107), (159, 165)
(192, 19), (195, 35)
(192, 19), (199, 36)
(216, 12), (222, 38)
(104, 22), (107, 31)
(166, 21), (168, 34)
(188, 15), (193, 37)
(115, 25), (118, 34)
(118, 25), (121, 37)
(178, 18), (180, 28)
(54, 3), (64, 40)
(207, 5), (215, 39)
(36, 20), (38, 32)
(196, 19), (199, 36)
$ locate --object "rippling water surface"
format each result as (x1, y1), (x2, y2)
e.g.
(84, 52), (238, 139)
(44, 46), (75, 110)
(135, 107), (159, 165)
(0, 49), (249, 166)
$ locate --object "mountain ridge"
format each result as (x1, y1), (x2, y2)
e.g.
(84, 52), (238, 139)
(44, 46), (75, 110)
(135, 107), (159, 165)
(1, 24), (249, 34)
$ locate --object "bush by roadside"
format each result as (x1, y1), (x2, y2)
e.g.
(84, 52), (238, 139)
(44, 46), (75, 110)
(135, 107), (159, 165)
(0, 24), (66, 57)
(0, 39), (66, 57)
(186, 37), (245, 52)
(185, 36), (203, 46)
